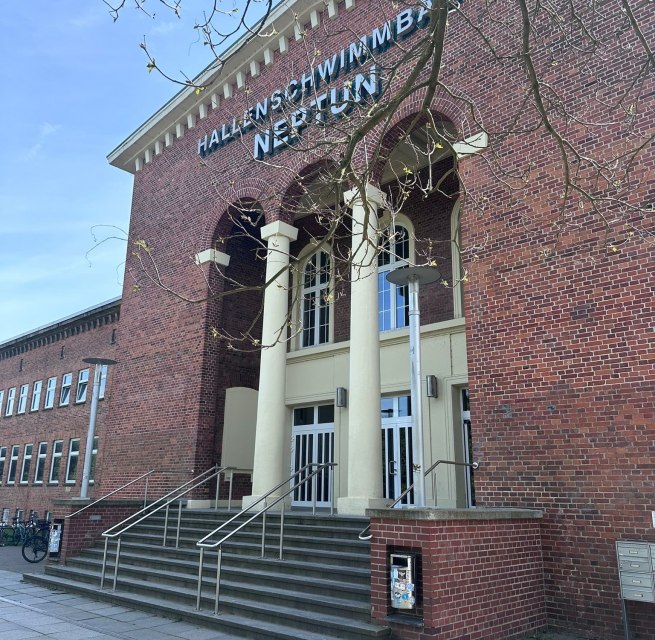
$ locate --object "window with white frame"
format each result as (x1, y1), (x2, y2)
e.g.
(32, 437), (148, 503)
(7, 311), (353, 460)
(301, 249), (331, 348)
(98, 365), (108, 399)
(65, 438), (80, 484)
(20, 444), (33, 484)
(89, 436), (99, 484)
(5, 388), (16, 416)
(0, 447), (6, 484)
(17, 384), (29, 414)
(378, 224), (410, 331)
(7, 445), (19, 484)
(44, 377), (57, 409)
(30, 381), (42, 412)
(49, 440), (63, 483)
(34, 442), (47, 484)
(0, 390), (4, 416)
(76, 369), (89, 403)
(59, 373), (72, 406)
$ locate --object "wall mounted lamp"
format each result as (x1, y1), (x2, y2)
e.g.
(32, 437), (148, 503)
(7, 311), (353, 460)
(426, 375), (438, 398)
(336, 387), (348, 408)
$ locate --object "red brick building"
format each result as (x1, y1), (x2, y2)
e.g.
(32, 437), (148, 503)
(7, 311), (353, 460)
(5, 1), (654, 638)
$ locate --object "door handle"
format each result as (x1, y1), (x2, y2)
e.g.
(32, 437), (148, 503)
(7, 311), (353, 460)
(388, 460), (397, 475)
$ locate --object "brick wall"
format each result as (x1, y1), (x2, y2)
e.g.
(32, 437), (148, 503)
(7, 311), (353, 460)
(369, 512), (546, 640)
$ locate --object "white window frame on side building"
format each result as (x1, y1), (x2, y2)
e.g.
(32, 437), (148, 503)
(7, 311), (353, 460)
(59, 373), (72, 406)
(17, 384), (29, 415)
(76, 369), (90, 403)
(44, 377), (57, 409)
(65, 438), (80, 484)
(0, 447), (6, 484)
(7, 445), (19, 484)
(34, 442), (48, 484)
(49, 440), (63, 484)
(20, 444), (33, 484)
(5, 388), (16, 417)
(31, 381), (42, 412)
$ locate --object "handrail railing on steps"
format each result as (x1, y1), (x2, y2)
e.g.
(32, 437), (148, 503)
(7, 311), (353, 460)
(358, 459), (480, 541)
(100, 464), (233, 590)
(65, 469), (156, 519)
(195, 461), (337, 615)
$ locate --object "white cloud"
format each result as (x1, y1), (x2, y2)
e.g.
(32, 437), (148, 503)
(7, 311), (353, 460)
(19, 121), (62, 162)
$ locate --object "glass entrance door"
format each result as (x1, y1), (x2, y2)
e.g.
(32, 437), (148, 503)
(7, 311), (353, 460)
(381, 396), (414, 506)
(461, 388), (475, 507)
(291, 404), (334, 507)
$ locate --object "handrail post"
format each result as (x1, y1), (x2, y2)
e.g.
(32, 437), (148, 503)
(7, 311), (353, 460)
(312, 469), (317, 516)
(228, 472), (233, 511)
(196, 547), (204, 610)
(330, 463), (335, 516)
(100, 537), (109, 588)
(112, 537), (122, 591)
(279, 501), (285, 560)
(175, 501), (182, 548)
(143, 475), (149, 509)
(261, 511), (266, 558)
(163, 504), (170, 546)
(215, 467), (220, 510)
(214, 546), (223, 615)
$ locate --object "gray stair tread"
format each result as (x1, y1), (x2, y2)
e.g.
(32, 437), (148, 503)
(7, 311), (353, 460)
(26, 574), (389, 639)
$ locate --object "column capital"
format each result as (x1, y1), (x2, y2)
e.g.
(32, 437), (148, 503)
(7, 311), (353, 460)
(261, 220), (299, 242)
(343, 183), (387, 210)
(194, 248), (230, 267)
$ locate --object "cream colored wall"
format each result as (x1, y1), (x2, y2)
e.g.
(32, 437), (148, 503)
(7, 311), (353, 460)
(285, 318), (468, 507)
(222, 387), (258, 471)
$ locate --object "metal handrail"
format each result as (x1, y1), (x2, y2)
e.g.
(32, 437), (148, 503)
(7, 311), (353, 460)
(65, 469), (156, 519)
(195, 461), (337, 614)
(100, 464), (233, 590)
(358, 459), (480, 540)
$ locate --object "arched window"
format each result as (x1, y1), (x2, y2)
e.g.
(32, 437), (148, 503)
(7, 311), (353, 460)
(301, 249), (331, 347)
(378, 224), (410, 331)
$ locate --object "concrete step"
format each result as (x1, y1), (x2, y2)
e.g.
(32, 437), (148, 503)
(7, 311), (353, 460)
(26, 573), (390, 640)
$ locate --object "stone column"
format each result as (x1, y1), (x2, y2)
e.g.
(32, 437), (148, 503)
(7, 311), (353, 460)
(243, 220), (298, 509)
(337, 184), (389, 516)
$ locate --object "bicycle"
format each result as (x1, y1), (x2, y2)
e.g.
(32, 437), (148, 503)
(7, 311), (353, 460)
(21, 520), (51, 563)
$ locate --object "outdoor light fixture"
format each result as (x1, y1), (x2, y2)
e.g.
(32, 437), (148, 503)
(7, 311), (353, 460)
(426, 375), (438, 398)
(80, 357), (117, 500)
(336, 387), (348, 408)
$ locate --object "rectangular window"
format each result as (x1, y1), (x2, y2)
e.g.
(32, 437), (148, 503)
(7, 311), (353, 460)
(20, 444), (33, 484)
(5, 388), (16, 416)
(99, 365), (108, 399)
(89, 436), (99, 484)
(44, 377), (57, 409)
(76, 369), (89, 403)
(17, 384), (29, 414)
(30, 381), (42, 412)
(65, 438), (80, 484)
(49, 440), (63, 483)
(34, 442), (47, 484)
(59, 373), (72, 406)
(0, 447), (6, 484)
(7, 445), (19, 484)
(0, 390), (4, 415)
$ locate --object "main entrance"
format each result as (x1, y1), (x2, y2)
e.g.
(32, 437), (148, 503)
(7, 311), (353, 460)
(381, 396), (414, 506)
(291, 404), (334, 507)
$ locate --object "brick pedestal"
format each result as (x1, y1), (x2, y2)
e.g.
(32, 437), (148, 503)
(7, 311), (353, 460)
(367, 507), (546, 640)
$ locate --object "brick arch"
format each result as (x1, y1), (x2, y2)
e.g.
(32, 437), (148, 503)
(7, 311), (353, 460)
(278, 158), (342, 223)
(363, 89), (476, 184)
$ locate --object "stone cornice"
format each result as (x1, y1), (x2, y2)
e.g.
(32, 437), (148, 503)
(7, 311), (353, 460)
(107, 0), (356, 174)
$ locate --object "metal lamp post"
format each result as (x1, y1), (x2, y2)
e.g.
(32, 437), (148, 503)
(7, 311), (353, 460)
(386, 266), (440, 508)
(80, 357), (117, 500)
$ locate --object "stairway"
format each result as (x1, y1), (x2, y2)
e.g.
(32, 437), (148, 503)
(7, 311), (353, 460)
(24, 509), (391, 640)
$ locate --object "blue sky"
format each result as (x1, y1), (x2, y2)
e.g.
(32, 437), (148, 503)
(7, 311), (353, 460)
(0, 2), (216, 343)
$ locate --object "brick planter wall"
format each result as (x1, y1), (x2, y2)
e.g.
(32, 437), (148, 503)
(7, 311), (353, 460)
(367, 508), (546, 640)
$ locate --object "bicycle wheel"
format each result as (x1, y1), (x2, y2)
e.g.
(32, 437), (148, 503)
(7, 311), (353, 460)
(22, 533), (48, 563)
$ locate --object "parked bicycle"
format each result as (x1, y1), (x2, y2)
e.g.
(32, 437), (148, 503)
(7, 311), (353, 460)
(21, 520), (51, 563)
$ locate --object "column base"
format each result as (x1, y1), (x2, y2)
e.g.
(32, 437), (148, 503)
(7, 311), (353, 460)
(337, 496), (390, 516)
(241, 494), (289, 512)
